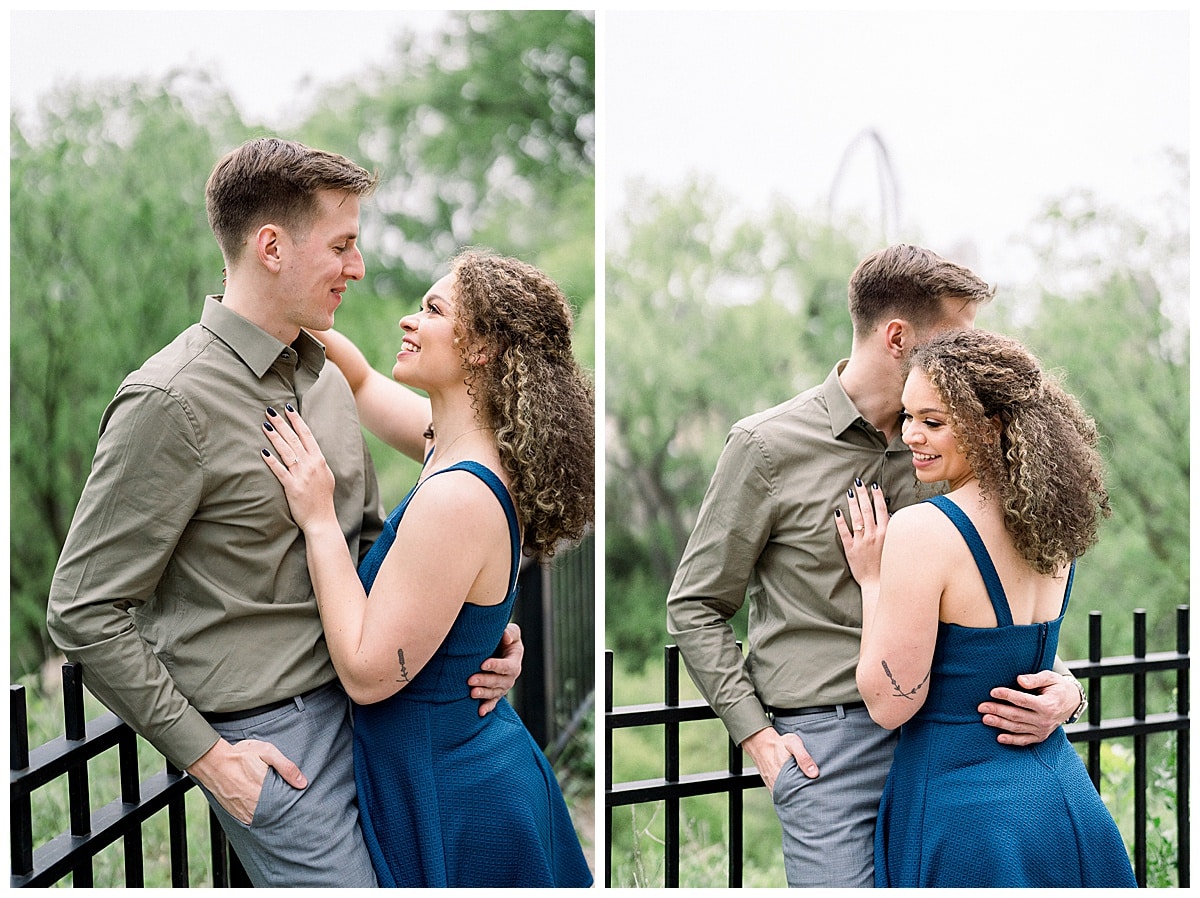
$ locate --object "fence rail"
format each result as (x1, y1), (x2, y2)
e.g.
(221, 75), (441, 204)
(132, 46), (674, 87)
(605, 606), (1190, 888)
(11, 536), (595, 888)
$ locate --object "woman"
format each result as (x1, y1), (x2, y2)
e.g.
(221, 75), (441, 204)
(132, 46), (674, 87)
(834, 329), (1135, 888)
(259, 249), (594, 887)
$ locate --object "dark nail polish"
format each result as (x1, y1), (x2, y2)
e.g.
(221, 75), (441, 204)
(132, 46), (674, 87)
(871, 482), (880, 490)
(262, 448), (270, 457)
(264, 421), (275, 432)
(847, 488), (855, 498)
(266, 406), (278, 417)
(855, 477), (864, 488)
(286, 403), (296, 413)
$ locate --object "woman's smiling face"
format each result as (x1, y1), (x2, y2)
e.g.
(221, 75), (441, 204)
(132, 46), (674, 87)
(900, 367), (975, 490)
(392, 272), (467, 390)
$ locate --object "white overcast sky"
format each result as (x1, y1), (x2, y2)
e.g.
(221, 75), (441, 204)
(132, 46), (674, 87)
(604, 9), (1190, 287)
(10, 10), (453, 128)
(8, 8), (1193, 289)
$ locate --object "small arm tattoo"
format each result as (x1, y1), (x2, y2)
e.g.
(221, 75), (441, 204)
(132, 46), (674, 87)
(881, 659), (930, 700)
(396, 648), (411, 683)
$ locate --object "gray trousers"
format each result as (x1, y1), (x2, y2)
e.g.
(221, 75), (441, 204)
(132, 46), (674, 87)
(195, 681), (378, 888)
(769, 704), (898, 888)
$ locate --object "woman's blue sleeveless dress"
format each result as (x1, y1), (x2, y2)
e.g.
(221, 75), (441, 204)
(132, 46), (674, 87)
(875, 495), (1136, 888)
(351, 460), (593, 888)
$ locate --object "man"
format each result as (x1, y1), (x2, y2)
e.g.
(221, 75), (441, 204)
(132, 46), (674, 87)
(665, 245), (1088, 888)
(46, 138), (522, 887)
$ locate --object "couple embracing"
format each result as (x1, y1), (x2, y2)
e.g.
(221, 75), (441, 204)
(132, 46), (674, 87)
(48, 138), (594, 888)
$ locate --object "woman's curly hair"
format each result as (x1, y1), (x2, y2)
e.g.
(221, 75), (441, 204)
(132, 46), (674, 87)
(446, 249), (595, 557)
(907, 329), (1111, 574)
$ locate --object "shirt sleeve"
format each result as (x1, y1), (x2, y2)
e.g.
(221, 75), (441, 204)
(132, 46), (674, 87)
(666, 425), (777, 746)
(46, 384), (220, 770)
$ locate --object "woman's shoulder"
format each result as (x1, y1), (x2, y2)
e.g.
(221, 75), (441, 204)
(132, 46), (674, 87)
(884, 500), (963, 558)
(413, 463), (510, 514)
(890, 499), (957, 530)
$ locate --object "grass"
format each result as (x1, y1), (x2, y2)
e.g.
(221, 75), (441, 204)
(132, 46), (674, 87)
(608, 663), (787, 887)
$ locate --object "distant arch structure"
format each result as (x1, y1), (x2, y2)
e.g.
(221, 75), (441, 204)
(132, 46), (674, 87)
(828, 127), (900, 245)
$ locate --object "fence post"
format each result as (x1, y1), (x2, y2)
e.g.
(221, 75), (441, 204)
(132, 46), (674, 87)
(1178, 605), (1190, 888)
(664, 645), (680, 887)
(1133, 609), (1147, 886)
(514, 558), (550, 747)
(62, 663), (93, 887)
(11, 685), (33, 878)
(1086, 611), (1102, 785)
(604, 650), (613, 889)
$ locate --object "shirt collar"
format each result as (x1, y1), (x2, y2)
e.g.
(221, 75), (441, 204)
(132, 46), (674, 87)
(823, 360), (864, 439)
(200, 295), (326, 379)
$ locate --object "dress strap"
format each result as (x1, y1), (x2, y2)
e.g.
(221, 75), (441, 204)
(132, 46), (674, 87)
(424, 460), (523, 597)
(1060, 561), (1076, 618)
(925, 494), (1015, 627)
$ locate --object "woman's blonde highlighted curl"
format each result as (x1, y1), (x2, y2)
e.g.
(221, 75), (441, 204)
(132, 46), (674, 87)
(908, 330), (1111, 575)
(448, 249), (595, 557)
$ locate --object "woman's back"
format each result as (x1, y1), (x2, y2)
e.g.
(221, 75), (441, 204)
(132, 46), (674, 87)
(925, 485), (1072, 629)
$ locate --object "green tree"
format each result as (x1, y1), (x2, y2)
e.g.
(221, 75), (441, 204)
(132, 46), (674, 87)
(300, 10), (594, 334)
(10, 83), (233, 675)
(991, 171), (1189, 659)
(604, 177), (867, 667)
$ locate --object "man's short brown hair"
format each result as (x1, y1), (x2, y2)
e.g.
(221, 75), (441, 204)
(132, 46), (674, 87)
(205, 137), (378, 263)
(847, 244), (995, 336)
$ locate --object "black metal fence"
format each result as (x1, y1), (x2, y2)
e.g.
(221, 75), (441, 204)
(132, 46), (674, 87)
(513, 528), (596, 762)
(606, 606), (1189, 888)
(10, 664), (250, 888)
(10, 536), (595, 888)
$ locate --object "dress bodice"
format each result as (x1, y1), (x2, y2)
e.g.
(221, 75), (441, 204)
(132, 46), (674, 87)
(914, 495), (1073, 724)
(355, 459), (522, 703)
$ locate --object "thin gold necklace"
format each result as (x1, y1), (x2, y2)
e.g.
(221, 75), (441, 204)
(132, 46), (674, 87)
(428, 426), (492, 468)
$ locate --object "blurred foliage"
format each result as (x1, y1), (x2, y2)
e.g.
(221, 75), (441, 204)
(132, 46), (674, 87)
(605, 155), (1189, 674)
(10, 10), (595, 679)
(605, 177), (869, 663)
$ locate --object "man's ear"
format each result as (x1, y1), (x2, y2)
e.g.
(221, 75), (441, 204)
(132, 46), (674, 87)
(883, 318), (911, 360)
(255, 224), (283, 273)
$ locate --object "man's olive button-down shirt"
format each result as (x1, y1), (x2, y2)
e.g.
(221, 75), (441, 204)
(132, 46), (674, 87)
(666, 362), (933, 746)
(47, 296), (384, 769)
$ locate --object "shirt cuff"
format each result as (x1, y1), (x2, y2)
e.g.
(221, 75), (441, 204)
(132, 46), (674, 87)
(152, 708), (222, 771)
(725, 695), (774, 748)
